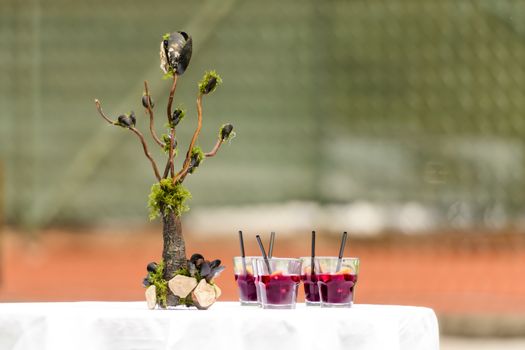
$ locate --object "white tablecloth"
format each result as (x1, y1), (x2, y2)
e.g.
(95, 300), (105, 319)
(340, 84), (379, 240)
(0, 302), (439, 350)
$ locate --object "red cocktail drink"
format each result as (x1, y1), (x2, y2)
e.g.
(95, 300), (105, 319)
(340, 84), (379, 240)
(254, 257), (302, 309)
(313, 257), (360, 307)
(317, 272), (357, 305)
(259, 273), (301, 307)
(301, 274), (320, 304)
(235, 273), (258, 303)
(233, 256), (260, 305)
(300, 256), (320, 305)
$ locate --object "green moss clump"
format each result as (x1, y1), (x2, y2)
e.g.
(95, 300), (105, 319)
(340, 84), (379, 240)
(148, 261), (168, 308)
(148, 178), (192, 219)
(192, 146), (205, 161)
(162, 71), (174, 80)
(173, 267), (190, 277)
(198, 70), (222, 95)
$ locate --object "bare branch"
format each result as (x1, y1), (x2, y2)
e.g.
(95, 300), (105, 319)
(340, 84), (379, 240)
(95, 99), (161, 181)
(129, 127), (162, 181)
(162, 159), (171, 178)
(168, 128), (176, 178)
(177, 165), (191, 182)
(163, 75), (179, 179)
(94, 99), (117, 125)
(205, 138), (223, 157)
(143, 81), (165, 148)
(167, 75), (178, 121)
(174, 93), (203, 183)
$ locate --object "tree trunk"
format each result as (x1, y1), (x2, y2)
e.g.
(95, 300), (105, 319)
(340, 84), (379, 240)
(161, 209), (187, 306)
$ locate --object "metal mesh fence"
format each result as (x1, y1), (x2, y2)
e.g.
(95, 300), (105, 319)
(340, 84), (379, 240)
(2, 0), (525, 228)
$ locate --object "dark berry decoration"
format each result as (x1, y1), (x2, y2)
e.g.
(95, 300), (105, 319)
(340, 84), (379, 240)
(129, 111), (136, 126)
(147, 262), (158, 273)
(220, 124), (234, 141)
(142, 277), (151, 287)
(203, 77), (216, 94)
(198, 71), (222, 95)
(171, 108), (185, 127)
(117, 113), (136, 128)
(190, 253), (204, 263)
(142, 95), (154, 109)
(190, 253), (205, 268)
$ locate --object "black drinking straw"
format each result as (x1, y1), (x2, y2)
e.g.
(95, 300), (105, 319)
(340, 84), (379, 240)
(238, 230), (246, 273)
(311, 231), (316, 275)
(256, 234), (272, 274)
(336, 231), (348, 272)
(268, 231), (276, 258)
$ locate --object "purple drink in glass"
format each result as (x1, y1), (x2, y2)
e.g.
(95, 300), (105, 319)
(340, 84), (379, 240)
(300, 256), (320, 305)
(254, 257), (302, 309)
(314, 257), (360, 307)
(259, 273), (301, 306)
(235, 273), (257, 303)
(301, 273), (320, 304)
(233, 256), (260, 305)
(318, 272), (357, 306)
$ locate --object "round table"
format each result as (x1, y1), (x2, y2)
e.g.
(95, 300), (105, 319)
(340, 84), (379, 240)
(0, 301), (439, 350)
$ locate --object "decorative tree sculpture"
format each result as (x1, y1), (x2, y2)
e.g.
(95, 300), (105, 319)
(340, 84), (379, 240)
(94, 31), (234, 309)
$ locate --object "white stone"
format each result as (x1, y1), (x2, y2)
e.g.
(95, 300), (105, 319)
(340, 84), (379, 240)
(145, 285), (156, 310)
(168, 275), (198, 298)
(213, 284), (222, 299)
(192, 279), (217, 309)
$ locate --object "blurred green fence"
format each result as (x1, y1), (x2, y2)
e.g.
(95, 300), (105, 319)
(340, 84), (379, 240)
(1, 0), (525, 228)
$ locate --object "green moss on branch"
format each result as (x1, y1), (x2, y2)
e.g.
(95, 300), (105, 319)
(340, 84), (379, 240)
(188, 146), (205, 174)
(148, 178), (192, 219)
(198, 70), (222, 95)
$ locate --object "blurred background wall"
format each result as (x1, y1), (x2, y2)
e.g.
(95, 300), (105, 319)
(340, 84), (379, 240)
(1, 0), (525, 346)
(2, 0), (525, 230)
